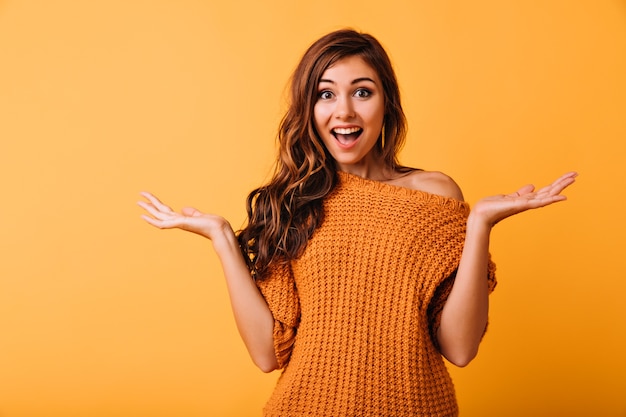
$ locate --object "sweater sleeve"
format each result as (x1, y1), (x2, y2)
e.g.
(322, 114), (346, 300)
(427, 255), (497, 351)
(255, 261), (300, 369)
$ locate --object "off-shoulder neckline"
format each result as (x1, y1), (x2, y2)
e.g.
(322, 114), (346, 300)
(336, 170), (470, 212)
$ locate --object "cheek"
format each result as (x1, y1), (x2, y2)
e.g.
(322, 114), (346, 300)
(313, 103), (331, 130)
(356, 98), (384, 123)
(312, 106), (328, 142)
(360, 107), (384, 127)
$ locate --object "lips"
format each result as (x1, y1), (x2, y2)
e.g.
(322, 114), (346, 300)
(332, 126), (363, 146)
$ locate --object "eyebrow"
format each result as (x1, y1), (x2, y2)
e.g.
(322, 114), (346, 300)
(318, 77), (377, 85)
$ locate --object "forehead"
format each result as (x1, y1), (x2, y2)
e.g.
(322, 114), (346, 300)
(319, 55), (380, 83)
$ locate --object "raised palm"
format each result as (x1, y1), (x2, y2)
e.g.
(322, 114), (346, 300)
(137, 191), (231, 240)
(472, 172), (577, 227)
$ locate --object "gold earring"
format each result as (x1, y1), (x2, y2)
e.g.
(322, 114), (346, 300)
(380, 126), (386, 150)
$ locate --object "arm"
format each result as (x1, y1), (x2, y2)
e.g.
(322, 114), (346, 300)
(436, 172), (577, 367)
(137, 192), (279, 372)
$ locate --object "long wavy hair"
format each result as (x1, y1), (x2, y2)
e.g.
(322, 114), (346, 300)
(237, 29), (409, 279)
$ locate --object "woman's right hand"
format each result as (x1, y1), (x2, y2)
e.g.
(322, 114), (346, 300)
(138, 191), (232, 241)
(138, 192), (279, 372)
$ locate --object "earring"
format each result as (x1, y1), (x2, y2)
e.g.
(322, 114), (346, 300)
(380, 126), (386, 150)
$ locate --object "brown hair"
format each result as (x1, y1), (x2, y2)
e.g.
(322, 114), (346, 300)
(237, 29), (408, 279)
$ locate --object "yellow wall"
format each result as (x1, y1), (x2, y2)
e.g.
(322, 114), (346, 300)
(1, 1), (624, 416)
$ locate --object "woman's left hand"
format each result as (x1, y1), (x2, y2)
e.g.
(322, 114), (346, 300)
(472, 171), (578, 227)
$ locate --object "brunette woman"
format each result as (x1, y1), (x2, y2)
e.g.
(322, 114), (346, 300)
(138, 29), (576, 416)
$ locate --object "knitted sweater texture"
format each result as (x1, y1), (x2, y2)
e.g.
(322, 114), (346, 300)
(256, 171), (497, 417)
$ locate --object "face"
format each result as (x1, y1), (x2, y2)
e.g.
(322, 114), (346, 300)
(313, 55), (385, 176)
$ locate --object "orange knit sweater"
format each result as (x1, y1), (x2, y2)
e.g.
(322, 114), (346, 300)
(256, 171), (497, 417)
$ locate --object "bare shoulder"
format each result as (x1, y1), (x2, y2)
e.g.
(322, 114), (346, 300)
(393, 170), (465, 201)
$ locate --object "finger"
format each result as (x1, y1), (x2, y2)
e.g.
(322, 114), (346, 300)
(536, 175), (577, 197)
(509, 184), (535, 198)
(555, 171), (578, 181)
(181, 206), (204, 217)
(537, 193), (568, 204)
(139, 191), (174, 213)
(140, 213), (183, 229)
(532, 172), (577, 195)
(141, 214), (168, 228)
(550, 178), (576, 196)
(548, 173), (576, 190)
(137, 200), (175, 221)
(525, 193), (568, 209)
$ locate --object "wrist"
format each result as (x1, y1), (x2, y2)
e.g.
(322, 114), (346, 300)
(466, 212), (493, 236)
(211, 221), (238, 253)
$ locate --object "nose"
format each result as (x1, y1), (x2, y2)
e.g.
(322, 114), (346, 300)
(334, 96), (355, 119)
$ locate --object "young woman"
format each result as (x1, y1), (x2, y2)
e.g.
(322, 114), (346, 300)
(138, 29), (576, 416)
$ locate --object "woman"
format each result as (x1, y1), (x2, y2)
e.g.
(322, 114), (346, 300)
(138, 29), (576, 416)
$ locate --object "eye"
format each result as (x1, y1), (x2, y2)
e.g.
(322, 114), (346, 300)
(318, 90), (334, 100)
(354, 88), (372, 98)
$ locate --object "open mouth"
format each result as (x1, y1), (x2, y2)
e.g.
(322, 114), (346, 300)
(332, 127), (363, 146)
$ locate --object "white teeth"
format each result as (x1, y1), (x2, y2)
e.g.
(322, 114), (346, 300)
(333, 127), (361, 134)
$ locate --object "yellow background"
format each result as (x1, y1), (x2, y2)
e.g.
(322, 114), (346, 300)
(1, 1), (625, 416)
